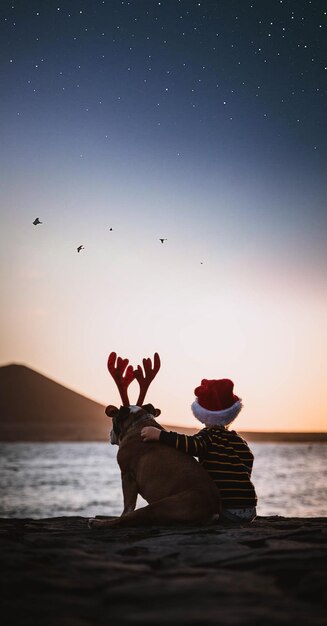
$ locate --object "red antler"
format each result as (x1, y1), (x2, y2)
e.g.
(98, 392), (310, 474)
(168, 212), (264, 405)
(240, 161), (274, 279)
(107, 352), (135, 406)
(134, 353), (161, 406)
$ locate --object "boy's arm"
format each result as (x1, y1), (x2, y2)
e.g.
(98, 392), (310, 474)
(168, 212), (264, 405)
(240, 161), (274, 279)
(160, 430), (207, 456)
(141, 426), (207, 457)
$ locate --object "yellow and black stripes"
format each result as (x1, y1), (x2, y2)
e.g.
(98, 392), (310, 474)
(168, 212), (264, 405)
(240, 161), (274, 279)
(159, 427), (257, 508)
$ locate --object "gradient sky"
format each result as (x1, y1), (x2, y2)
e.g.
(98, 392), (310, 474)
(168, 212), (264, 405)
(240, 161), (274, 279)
(1, 0), (326, 431)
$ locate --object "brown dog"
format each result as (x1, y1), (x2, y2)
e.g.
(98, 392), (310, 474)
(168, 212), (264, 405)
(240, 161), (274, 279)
(88, 353), (220, 529)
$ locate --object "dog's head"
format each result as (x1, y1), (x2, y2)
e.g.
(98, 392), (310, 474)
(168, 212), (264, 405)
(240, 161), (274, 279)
(105, 404), (161, 445)
(105, 352), (161, 444)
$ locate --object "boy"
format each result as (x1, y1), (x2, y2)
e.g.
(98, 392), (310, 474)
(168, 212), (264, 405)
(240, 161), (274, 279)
(141, 378), (257, 523)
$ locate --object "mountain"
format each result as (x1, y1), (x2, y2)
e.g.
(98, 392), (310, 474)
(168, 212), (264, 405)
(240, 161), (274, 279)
(0, 364), (108, 441)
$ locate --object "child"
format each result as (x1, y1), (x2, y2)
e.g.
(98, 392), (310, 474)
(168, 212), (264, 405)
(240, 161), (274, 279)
(141, 378), (257, 523)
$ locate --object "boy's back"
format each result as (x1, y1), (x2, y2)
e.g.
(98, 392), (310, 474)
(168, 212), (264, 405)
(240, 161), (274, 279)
(160, 426), (257, 510)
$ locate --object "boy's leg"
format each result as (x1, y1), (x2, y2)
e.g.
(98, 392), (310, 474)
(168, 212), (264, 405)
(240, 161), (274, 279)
(219, 507), (257, 524)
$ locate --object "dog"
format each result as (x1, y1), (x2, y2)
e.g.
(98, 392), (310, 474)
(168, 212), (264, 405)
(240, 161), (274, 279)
(88, 353), (220, 529)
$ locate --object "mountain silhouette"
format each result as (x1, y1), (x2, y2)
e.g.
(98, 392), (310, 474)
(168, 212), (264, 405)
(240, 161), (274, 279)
(0, 364), (108, 441)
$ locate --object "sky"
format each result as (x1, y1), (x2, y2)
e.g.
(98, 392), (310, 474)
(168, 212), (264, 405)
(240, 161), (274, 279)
(0, 0), (326, 431)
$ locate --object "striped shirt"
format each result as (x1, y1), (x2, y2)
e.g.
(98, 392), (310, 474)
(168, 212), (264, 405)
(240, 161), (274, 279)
(159, 427), (257, 509)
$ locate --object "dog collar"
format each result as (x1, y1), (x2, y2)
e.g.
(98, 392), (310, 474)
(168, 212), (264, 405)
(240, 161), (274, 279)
(121, 413), (156, 438)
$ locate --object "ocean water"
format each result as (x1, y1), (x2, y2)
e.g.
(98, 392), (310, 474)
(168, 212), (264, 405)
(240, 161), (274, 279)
(0, 442), (326, 518)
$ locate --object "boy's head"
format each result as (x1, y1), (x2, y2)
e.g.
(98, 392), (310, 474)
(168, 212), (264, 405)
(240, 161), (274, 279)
(191, 378), (242, 427)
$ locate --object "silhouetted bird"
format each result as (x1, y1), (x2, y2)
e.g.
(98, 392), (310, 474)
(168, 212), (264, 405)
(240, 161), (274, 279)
(33, 218), (42, 225)
(109, 227), (113, 231)
(77, 245), (84, 253)
(159, 238), (167, 243)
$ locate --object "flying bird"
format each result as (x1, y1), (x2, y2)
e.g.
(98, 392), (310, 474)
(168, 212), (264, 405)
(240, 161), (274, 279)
(159, 238), (167, 244)
(109, 227), (113, 231)
(33, 217), (42, 225)
(77, 245), (85, 253)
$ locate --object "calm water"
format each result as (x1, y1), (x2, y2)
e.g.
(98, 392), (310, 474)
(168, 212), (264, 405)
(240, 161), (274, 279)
(0, 442), (326, 518)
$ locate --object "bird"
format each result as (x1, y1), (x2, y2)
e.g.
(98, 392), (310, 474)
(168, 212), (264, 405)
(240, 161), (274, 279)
(109, 227), (113, 231)
(159, 238), (167, 243)
(77, 245), (84, 253)
(33, 217), (42, 225)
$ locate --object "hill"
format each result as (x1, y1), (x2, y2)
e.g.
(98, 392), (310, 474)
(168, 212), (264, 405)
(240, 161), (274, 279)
(0, 364), (107, 441)
(1, 364), (326, 442)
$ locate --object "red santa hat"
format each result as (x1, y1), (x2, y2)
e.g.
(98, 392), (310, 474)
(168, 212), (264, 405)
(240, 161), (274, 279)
(191, 378), (242, 427)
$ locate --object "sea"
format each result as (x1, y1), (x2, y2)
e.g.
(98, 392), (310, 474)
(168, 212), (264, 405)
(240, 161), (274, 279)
(0, 442), (326, 518)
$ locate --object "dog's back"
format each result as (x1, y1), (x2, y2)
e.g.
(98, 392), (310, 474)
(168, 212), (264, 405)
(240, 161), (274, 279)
(118, 425), (219, 514)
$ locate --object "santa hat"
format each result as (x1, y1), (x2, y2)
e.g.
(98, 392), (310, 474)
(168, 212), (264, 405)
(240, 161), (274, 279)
(191, 378), (242, 427)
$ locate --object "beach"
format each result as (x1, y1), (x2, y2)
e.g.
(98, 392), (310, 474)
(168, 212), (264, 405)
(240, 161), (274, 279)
(1, 515), (326, 625)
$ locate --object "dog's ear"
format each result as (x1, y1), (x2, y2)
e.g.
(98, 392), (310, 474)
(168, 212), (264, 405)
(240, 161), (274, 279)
(142, 403), (161, 417)
(105, 405), (119, 418)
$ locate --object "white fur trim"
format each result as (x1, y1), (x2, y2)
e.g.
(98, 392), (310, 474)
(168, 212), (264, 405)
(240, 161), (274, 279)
(129, 405), (142, 414)
(191, 399), (243, 426)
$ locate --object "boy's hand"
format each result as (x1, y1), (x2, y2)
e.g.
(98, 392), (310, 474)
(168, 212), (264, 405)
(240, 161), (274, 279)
(141, 426), (161, 442)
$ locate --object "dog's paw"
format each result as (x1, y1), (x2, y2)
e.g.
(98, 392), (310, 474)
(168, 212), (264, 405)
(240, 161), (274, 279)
(88, 517), (120, 529)
(88, 518), (103, 529)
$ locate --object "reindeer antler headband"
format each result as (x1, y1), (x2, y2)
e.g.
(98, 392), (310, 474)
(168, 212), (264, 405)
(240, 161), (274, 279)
(107, 352), (161, 406)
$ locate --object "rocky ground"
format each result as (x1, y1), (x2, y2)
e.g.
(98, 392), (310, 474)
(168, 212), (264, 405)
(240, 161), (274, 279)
(0, 516), (326, 625)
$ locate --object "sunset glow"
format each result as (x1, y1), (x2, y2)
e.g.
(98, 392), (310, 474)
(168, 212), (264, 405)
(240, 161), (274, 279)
(1, 1), (326, 432)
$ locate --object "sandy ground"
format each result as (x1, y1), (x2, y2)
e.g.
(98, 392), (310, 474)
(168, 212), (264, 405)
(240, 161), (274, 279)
(0, 516), (326, 626)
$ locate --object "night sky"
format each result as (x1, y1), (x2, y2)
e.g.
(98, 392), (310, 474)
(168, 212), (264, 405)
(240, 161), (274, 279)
(1, 0), (326, 430)
(2, 1), (326, 174)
